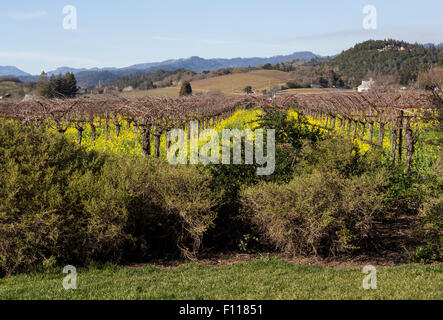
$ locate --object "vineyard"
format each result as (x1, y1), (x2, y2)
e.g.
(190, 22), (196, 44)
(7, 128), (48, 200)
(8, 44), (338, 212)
(0, 89), (441, 280)
(0, 90), (438, 171)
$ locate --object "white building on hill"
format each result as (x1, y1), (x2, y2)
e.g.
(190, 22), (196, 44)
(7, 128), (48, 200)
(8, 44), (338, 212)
(358, 78), (375, 92)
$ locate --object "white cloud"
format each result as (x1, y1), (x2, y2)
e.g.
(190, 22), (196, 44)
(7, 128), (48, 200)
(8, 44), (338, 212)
(7, 11), (48, 20)
(291, 29), (379, 41)
(0, 51), (98, 65)
(151, 36), (238, 46)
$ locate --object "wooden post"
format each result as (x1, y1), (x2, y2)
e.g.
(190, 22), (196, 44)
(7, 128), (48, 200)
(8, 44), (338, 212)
(404, 117), (415, 172)
(166, 130), (171, 151)
(397, 112), (403, 165)
(142, 122), (151, 157)
(367, 108), (373, 143)
(391, 121), (397, 166)
(378, 122), (385, 146)
(90, 123), (96, 142)
(154, 129), (161, 158)
(76, 127), (84, 145)
(105, 121), (109, 141)
(115, 123), (121, 138)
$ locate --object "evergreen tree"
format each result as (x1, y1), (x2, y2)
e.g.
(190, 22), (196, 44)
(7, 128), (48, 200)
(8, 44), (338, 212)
(48, 74), (57, 98)
(65, 72), (79, 98)
(439, 52), (443, 67)
(55, 74), (65, 98)
(179, 81), (192, 96)
(36, 71), (49, 97)
(243, 86), (253, 94)
(319, 77), (329, 88)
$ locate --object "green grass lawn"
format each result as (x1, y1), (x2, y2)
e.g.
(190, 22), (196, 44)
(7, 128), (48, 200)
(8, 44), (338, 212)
(0, 258), (441, 300)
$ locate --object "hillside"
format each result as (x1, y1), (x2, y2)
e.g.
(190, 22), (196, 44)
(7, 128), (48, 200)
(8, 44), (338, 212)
(0, 77), (35, 98)
(16, 52), (321, 88)
(127, 52), (320, 72)
(77, 52), (321, 88)
(325, 40), (441, 87)
(121, 70), (295, 97)
(0, 66), (31, 77)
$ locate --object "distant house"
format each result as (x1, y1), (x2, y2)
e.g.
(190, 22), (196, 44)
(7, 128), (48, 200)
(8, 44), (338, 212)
(122, 86), (134, 92)
(22, 94), (37, 101)
(358, 78), (375, 92)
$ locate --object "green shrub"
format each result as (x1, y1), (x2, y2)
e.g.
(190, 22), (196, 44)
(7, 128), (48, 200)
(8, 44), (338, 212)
(296, 137), (386, 177)
(0, 120), (218, 274)
(240, 169), (390, 256)
(411, 162), (443, 263)
(205, 108), (325, 249)
(120, 158), (218, 260)
(0, 120), (111, 274)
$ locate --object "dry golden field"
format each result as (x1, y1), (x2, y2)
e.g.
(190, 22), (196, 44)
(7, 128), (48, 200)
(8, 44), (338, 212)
(122, 70), (297, 97)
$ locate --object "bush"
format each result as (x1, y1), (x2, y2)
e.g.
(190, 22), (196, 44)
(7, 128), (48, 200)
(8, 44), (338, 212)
(120, 158), (218, 260)
(0, 120), (218, 275)
(296, 136), (387, 177)
(0, 120), (110, 274)
(240, 169), (390, 256)
(411, 162), (443, 263)
(205, 109), (324, 249)
(179, 81), (192, 96)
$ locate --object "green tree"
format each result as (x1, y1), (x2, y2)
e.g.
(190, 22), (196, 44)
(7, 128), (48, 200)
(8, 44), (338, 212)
(65, 72), (79, 98)
(55, 74), (66, 98)
(179, 81), (192, 96)
(36, 71), (49, 98)
(48, 74), (57, 98)
(243, 86), (253, 94)
(319, 77), (329, 88)
(439, 52), (443, 66)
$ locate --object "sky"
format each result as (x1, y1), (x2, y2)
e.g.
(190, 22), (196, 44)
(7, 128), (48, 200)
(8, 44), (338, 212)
(1, 0), (442, 75)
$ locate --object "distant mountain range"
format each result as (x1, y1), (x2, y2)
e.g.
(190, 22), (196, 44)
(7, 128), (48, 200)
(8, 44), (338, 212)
(0, 66), (32, 77)
(125, 52), (321, 72)
(2, 41), (441, 88)
(2, 51), (322, 88)
(423, 42), (443, 49)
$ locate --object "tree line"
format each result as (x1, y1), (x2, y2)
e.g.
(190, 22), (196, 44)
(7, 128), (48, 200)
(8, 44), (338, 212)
(324, 40), (441, 87)
(37, 71), (79, 98)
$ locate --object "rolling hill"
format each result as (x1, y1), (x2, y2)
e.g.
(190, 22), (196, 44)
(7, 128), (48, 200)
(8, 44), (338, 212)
(325, 39), (441, 87)
(15, 52), (321, 88)
(121, 70), (297, 97)
(75, 52), (321, 88)
(0, 66), (31, 77)
(126, 52), (320, 72)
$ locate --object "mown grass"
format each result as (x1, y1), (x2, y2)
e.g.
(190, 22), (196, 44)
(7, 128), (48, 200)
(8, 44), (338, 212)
(0, 258), (441, 300)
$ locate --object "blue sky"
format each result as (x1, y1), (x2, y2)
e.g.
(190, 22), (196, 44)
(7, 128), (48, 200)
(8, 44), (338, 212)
(1, 0), (442, 74)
